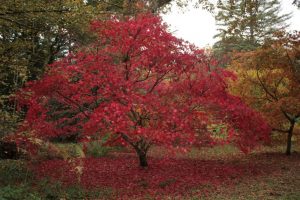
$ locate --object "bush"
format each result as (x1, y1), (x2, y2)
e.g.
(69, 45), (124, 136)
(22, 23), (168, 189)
(0, 185), (41, 200)
(54, 143), (85, 159)
(36, 179), (113, 199)
(36, 179), (66, 199)
(29, 142), (85, 162)
(0, 160), (33, 186)
(34, 142), (65, 161)
(86, 141), (111, 158)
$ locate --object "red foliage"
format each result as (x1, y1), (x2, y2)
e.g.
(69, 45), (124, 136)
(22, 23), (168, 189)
(18, 13), (270, 164)
(34, 155), (274, 198)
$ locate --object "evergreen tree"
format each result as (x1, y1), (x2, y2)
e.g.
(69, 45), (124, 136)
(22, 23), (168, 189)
(213, 0), (290, 55)
(293, 0), (300, 8)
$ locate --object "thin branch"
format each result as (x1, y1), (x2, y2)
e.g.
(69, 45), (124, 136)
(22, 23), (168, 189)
(148, 68), (173, 93)
(135, 69), (152, 83)
(118, 132), (137, 148)
(272, 128), (288, 133)
(256, 69), (278, 101)
(280, 107), (293, 122)
(0, 16), (36, 29)
(273, 76), (285, 98)
(56, 91), (90, 119)
(123, 27), (142, 81)
(99, 0), (124, 9)
(0, 8), (71, 16)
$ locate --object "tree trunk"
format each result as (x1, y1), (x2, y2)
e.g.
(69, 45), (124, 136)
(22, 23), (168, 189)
(137, 150), (148, 167)
(286, 122), (295, 155)
(119, 132), (150, 167)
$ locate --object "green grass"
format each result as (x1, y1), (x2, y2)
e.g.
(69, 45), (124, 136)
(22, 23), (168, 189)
(185, 145), (240, 159)
(149, 144), (241, 160)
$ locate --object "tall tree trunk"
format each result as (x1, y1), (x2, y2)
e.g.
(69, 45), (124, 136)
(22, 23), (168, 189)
(286, 121), (295, 155)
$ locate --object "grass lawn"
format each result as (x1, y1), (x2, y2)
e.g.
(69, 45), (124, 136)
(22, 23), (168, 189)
(0, 144), (299, 199)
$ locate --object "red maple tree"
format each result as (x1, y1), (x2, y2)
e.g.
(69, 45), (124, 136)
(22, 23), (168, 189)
(18, 14), (270, 167)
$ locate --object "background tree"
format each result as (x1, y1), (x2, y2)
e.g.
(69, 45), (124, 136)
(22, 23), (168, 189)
(293, 0), (300, 8)
(228, 31), (300, 155)
(86, 0), (214, 14)
(0, 0), (104, 137)
(18, 14), (270, 167)
(213, 0), (290, 59)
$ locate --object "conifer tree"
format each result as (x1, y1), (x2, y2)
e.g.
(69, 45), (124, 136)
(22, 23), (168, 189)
(214, 0), (290, 55)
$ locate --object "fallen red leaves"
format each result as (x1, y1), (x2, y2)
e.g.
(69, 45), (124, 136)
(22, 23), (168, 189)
(34, 153), (276, 198)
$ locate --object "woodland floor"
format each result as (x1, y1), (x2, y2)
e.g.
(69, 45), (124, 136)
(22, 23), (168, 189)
(1, 144), (300, 199)
(35, 145), (300, 199)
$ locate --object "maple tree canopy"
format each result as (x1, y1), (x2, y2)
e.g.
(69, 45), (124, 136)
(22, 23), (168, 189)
(18, 14), (270, 166)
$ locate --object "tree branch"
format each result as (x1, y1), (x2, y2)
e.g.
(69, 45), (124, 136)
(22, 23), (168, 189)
(272, 128), (288, 133)
(0, 8), (71, 16)
(280, 107), (293, 122)
(56, 91), (90, 119)
(0, 16), (36, 29)
(99, 0), (124, 9)
(118, 132), (137, 148)
(148, 68), (173, 93)
(256, 69), (278, 101)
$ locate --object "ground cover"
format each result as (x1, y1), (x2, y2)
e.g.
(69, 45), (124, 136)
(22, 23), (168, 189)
(29, 145), (300, 199)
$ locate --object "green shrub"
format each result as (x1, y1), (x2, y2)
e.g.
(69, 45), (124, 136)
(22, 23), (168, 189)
(30, 142), (85, 162)
(0, 160), (33, 186)
(0, 185), (41, 200)
(36, 179), (65, 199)
(34, 142), (65, 161)
(86, 141), (111, 158)
(64, 185), (114, 199)
(54, 143), (85, 159)
(36, 179), (113, 199)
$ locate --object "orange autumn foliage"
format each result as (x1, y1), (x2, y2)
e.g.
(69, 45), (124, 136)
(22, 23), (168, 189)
(228, 31), (300, 155)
